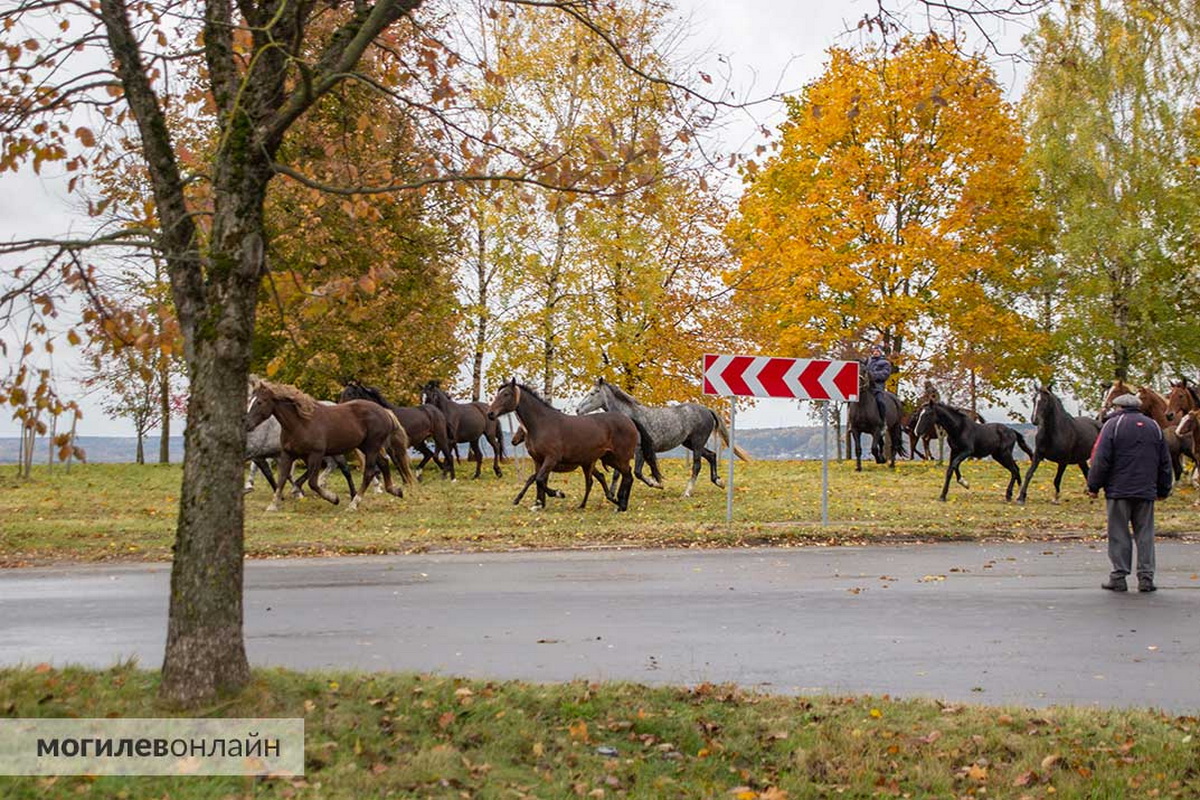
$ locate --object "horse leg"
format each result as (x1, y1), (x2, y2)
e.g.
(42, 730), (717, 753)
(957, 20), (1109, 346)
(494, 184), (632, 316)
(1051, 462), (1069, 504)
(1016, 454), (1042, 504)
(513, 473), (538, 505)
(266, 453), (294, 512)
(488, 432), (503, 478)
(956, 462), (970, 489)
(302, 452), (338, 506)
(333, 456), (355, 499)
(579, 462), (595, 509)
(684, 446), (703, 498)
(633, 449), (659, 489)
(853, 432), (863, 472)
(469, 439), (484, 479)
(615, 462), (634, 512)
(997, 454), (1021, 501)
(412, 442), (436, 480)
(592, 468), (613, 504)
(532, 463), (556, 510)
(377, 455), (404, 499)
(939, 453), (968, 501)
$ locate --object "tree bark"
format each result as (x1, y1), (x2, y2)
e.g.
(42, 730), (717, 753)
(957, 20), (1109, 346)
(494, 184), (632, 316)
(159, 365), (171, 464)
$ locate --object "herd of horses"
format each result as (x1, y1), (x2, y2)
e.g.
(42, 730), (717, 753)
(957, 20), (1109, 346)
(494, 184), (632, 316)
(242, 369), (1200, 515)
(243, 375), (751, 513)
(853, 376), (1200, 504)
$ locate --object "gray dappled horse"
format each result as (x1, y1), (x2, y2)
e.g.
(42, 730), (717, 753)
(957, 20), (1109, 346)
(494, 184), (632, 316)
(245, 377), (354, 497)
(847, 370), (905, 471)
(575, 378), (750, 497)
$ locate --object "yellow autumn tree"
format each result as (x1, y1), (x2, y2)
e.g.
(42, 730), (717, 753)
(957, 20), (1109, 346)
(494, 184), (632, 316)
(727, 36), (1048, 404)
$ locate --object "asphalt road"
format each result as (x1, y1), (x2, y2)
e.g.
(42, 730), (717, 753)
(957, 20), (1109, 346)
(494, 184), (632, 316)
(2, 542), (1198, 711)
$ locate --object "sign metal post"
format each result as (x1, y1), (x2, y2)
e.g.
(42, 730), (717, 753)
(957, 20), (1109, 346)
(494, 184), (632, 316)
(702, 354), (859, 526)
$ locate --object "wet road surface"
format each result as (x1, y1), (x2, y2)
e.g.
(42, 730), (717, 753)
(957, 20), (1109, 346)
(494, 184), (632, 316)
(2, 542), (1198, 710)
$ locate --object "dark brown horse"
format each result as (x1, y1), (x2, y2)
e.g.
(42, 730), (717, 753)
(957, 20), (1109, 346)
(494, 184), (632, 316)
(246, 381), (414, 511)
(487, 379), (653, 511)
(339, 381), (456, 480)
(422, 380), (504, 478)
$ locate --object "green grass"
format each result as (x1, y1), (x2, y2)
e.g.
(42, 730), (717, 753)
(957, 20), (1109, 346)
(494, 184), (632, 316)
(1, 663), (1198, 798)
(3, 458), (1200, 563)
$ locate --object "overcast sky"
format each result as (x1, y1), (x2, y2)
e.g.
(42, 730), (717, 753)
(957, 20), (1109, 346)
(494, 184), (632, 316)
(0, 1), (1035, 436)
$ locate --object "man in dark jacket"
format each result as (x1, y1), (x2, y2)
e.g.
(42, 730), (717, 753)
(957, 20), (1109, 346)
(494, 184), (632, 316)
(1086, 393), (1173, 593)
(865, 346), (893, 423)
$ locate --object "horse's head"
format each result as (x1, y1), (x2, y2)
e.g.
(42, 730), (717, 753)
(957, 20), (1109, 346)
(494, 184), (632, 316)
(1031, 384), (1054, 424)
(576, 379), (607, 415)
(913, 402), (938, 439)
(1166, 382), (1197, 421)
(246, 383), (278, 431)
(1177, 409), (1200, 439)
(421, 380), (442, 405)
(511, 425), (527, 446)
(338, 380), (366, 404)
(487, 379), (521, 421)
(1099, 379), (1133, 419)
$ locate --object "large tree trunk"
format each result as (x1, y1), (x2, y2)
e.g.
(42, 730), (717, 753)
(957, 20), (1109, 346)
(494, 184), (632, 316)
(159, 227), (262, 706)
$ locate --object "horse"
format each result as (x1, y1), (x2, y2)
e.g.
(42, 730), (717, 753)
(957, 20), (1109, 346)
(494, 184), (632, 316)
(246, 381), (415, 511)
(245, 379), (354, 497)
(914, 402), (1033, 501)
(421, 380), (504, 478)
(575, 378), (749, 497)
(1016, 385), (1101, 504)
(339, 381), (456, 480)
(1099, 379), (1188, 482)
(847, 370), (905, 471)
(487, 379), (655, 511)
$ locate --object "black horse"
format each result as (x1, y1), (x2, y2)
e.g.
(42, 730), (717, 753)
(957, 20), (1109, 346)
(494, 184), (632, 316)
(914, 402), (1033, 501)
(338, 381), (457, 480)
(1016, 385), (1102, 504)
(847, 371), (905, 470)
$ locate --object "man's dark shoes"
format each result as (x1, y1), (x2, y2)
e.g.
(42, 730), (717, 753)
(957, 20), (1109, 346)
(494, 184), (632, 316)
(1138, 577), (1157, 593)
(1102, 577), (1128, 592)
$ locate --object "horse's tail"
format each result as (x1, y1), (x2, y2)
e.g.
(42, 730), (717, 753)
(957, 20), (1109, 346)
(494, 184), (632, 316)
(1015, 430), (1034, 459)
(630, 417), (662, 482)
(710, 409), (753, 462)
(383, 409), (416, 486)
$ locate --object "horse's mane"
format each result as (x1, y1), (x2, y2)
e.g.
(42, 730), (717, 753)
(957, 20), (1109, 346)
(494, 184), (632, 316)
(262, 381), (320, 419)
(514, 382), (554, 409)
(359, 384), (391, 405)
(602, 380), (642, 407)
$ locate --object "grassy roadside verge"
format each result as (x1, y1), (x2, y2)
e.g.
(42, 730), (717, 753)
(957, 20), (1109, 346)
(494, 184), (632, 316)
(1, 663), (1197, 799)
(3, 460), (1200, 565)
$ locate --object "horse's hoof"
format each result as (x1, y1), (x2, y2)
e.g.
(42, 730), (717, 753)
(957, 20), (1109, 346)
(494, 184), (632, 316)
(243, 486), (254, 495)
(714, 479), (725, 489)
(957, 480), (970, 489)
(529, 504), (543, 511)
(683, 489), (693, 498)
(938, 497), (947, 503)
(331, 496), (340, 506)
(266, 503), (280, 512)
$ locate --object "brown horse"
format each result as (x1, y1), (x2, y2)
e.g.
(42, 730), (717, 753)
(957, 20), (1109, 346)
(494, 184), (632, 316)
(1167, 379), (1200, 422)
(246, 382), (414, 511)
(487, 379), (653, 511)
(422, 380), (504, 478)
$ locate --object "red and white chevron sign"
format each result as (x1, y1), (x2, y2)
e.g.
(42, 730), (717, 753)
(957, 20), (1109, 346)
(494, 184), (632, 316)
(702, 354), (860, 401)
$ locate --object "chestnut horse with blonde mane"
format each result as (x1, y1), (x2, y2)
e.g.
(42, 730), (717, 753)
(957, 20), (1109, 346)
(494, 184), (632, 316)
(246, 381), (414, 511)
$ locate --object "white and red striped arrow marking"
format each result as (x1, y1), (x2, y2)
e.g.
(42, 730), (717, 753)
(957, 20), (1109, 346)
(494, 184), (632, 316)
(702, 354), (860, 401)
